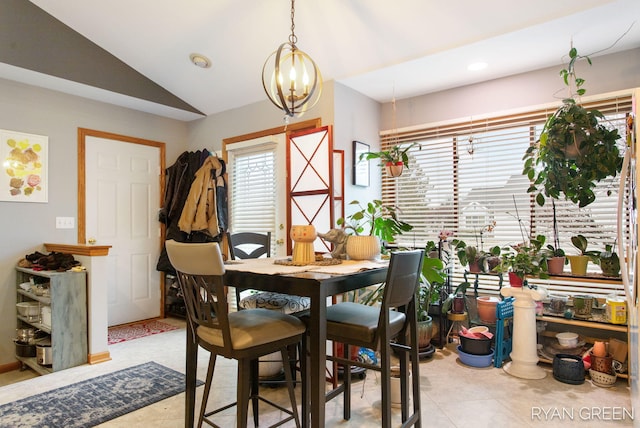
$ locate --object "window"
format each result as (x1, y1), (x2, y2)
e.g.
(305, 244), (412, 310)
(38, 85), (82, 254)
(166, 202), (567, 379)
(227, 143), (277, 250)
(381, 95), (632, 296)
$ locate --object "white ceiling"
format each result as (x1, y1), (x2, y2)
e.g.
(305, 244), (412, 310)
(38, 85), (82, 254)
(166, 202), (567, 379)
(8, 0), (640, 121)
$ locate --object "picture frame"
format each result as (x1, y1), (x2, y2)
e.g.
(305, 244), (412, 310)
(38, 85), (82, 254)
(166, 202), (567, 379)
(0, 128), (48, 203)
(352, 140), (369, 187)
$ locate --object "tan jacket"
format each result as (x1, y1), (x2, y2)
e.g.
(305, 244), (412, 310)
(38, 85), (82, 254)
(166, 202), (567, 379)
(178, 155), (222, 237)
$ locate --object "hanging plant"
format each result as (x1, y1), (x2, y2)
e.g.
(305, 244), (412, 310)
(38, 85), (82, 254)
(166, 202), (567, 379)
(359, 142), (419, 177)
(522, 47), (623, 208)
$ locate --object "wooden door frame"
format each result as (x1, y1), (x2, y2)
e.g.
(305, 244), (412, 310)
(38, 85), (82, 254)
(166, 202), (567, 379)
(77, 128), (166, 245)
(221, 118), (322, 255)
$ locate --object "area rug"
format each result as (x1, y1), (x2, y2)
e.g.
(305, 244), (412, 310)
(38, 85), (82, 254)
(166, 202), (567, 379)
(108, 319), (180, 345)
(0, 361), (193, 427)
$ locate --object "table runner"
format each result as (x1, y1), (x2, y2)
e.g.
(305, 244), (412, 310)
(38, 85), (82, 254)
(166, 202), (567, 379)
(224, 257), (388, 276)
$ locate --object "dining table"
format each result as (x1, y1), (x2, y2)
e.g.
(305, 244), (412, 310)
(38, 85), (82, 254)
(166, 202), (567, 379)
(183, 257), (389, 428)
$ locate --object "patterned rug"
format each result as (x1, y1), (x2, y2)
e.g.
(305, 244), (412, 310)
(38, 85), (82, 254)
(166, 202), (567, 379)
(108, 319), (180, 345)
(0, 362), (194, 427)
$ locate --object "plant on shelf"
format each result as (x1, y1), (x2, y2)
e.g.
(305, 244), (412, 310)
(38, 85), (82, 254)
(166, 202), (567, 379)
(450, 221), (499, 273)
(541, 199), (568, 275)
(496, 235), (549, 285)
(337, 199), (413, 260)
(359, 142), (419, 177)
(522, 46), (623, 208)
(567, 234), (600, 276)
(441, 281), (472, 314)
(599, 243), (620, 277)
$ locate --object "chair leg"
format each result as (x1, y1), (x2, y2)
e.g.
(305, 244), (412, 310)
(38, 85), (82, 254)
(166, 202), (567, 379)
(343, 344), (351, 421)
(237, 359), (251, 428)
(250, 359), (259, 427)
(281, 347), (301, 428)
(301, 333), (310, 428)
(380, 342), (392, 428)
(412, 322), (423, 428)
(198, 354), (217, 428)
(287, 343), (298, 383)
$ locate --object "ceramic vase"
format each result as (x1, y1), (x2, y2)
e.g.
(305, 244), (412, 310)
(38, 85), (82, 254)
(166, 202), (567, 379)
(476, 295), (500, 324)
(547, 256), (566, 275)
(567, 255), (589, 276)
(508, 271), (523, 287)
(467, 259), (482, 273)
(346, 235), (380, 260)
(384, 162), (404, 177)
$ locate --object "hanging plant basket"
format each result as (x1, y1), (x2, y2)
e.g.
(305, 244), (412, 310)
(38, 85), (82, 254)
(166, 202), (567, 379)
(522, 47), (623, 208)
(384, 162), (404, 177)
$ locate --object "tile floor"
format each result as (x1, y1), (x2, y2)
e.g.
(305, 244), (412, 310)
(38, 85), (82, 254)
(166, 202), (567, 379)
(0, 317), (635, 427)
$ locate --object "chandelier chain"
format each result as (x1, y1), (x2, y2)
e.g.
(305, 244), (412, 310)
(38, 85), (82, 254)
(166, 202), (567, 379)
(289, 0), (297, 46)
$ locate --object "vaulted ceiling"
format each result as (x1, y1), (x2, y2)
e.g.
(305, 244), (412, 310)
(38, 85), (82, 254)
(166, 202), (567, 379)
(1, 0), (639, 122)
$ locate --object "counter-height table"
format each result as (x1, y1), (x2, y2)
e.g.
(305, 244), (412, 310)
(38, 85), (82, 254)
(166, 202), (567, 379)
(183, 257), (388, 428)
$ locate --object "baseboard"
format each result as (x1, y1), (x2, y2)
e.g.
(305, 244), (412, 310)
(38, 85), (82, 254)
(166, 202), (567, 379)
(88, 351), (111, 364)
(0, 361), (22, 373)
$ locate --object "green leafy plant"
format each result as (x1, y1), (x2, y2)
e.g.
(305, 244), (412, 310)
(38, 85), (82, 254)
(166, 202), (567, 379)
(522, 47), (623, 208)
(337, 199), (413, 243)
(599, 244), (620, 277)
(418, 243), (447, 321)
(450, 239), (500, 273)
(441, 281), (472, 314)
(570, 234), (600, 263)
(496, 235), (549, 280)
(359, 142), (419, 168)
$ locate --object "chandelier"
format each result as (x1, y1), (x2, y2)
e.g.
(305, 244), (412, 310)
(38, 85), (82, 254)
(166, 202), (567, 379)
(262, 0), (322, 118)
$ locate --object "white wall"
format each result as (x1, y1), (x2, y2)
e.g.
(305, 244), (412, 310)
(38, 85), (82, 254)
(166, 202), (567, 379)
(186, 80), (382, 221)
(0, 78), (188, 367)
(383, 48), (640, 130)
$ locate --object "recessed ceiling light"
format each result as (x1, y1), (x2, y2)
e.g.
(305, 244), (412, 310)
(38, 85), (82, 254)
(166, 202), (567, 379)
(190, 53), (211, 69)
(467, 62), (487, 71)
(467, 62), (488, 71)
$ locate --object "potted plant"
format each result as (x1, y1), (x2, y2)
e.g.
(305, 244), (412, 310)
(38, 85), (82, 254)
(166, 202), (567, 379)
(450, 240), (500, 274)
(567, 234), (600, 276)
(416, 243), (447, 350)
(337, 199), (413, 260)
(450, 239), (482, 273)
(359, 142), (419, 177)
(599, 243), (620, 277)
(522, 47), (623, 208)
(497, 235), (548, 286)
(543, 199), (567, 275)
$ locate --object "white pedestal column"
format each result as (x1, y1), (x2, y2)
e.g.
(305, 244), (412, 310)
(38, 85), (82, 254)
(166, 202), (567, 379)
(501, 285), (547, 379)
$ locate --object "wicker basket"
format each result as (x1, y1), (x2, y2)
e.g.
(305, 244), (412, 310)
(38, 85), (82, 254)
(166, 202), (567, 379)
(589, 369), (617, 387)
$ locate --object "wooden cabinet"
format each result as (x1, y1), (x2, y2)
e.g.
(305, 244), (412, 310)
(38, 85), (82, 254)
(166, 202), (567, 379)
(15, 267), (87, 375)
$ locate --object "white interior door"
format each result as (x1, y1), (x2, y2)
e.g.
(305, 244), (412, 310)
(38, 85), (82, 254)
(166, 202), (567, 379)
(85, 136), (161, 326)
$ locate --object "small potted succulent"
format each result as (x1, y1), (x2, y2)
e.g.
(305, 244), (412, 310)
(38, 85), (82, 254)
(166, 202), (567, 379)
(359, 142), (419, 177)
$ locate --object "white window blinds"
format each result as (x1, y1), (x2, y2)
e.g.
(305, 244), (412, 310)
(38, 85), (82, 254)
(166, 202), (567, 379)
(228, 145), (277, 236)
(381, 95), (632, 296)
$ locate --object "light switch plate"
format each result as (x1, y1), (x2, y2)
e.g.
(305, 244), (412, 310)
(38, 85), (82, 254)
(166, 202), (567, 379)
(55, 217), (75, 229)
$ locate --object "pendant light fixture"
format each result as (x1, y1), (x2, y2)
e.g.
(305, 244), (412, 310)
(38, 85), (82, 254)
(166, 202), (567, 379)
(262, 0), (322, 119)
